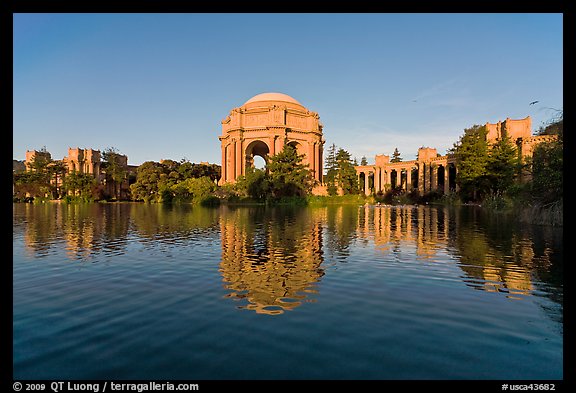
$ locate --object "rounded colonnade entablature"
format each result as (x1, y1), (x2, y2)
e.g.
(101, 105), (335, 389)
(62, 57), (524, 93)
(219, 92), (324, 185)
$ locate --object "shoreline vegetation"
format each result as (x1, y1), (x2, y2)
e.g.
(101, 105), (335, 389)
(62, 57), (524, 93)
(13, 116), (562, 227)
(13, 193), (563, 227)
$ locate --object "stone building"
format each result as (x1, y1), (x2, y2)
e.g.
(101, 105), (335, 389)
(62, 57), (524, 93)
(219, 92), (325, 186)
(23, 147), (134, 199)
(356, 116), (557, 195)
(63, 147), (101, 177)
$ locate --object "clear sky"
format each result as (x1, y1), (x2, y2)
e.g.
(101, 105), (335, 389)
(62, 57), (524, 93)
(13, 13), (563, 166)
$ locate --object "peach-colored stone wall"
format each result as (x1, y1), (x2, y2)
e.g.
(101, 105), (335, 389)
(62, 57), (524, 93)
(486, 116), (531, 143)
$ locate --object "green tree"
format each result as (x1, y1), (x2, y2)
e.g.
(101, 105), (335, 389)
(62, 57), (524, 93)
(234, 167), (270, 201)
(48, 161), (67, 198)
(451, 125), (490, 201)
(324, 143), (338, 195)
(171, 176), (218, 204)
(531, 141), (562, 204)
(62, 171), (97, 200)
(360, 156), (368, 166)
(391, 148), (402, 163)
(13, 172), (42, 200)
(130, 161), (165, 202)
(267, 144), (312, 198)
(531, 115), (563, 204)
(335, 148), (359, 194)
(486, 134), (520, 194)
(536, 110), (563, 136)
(102, 147), (127, 200)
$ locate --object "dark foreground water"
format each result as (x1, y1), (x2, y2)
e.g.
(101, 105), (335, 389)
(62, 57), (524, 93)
(13, 203), (563, 379)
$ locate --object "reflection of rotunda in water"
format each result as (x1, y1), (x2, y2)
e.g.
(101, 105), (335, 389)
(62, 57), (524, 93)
(219, 207), (324, 315)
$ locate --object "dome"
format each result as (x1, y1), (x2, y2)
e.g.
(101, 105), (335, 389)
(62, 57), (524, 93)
(244, 92), (303, 106)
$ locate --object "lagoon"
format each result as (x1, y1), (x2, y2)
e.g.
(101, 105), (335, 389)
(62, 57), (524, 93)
(13, 203), (562, 379)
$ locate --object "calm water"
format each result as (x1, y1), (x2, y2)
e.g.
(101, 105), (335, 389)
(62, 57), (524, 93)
(13, 203), (563, 379)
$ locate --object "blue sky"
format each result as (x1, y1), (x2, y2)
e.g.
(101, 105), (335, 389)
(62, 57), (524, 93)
(13, 13), (563, 166)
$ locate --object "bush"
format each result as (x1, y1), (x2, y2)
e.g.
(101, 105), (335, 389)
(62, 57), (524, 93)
(482, 191), (513, 210)
(199, 195), (221, 206)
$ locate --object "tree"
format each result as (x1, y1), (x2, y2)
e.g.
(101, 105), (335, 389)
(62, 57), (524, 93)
(234, 167), (270, 200)
(324, 143), (338, 196)
(13, 172), (42, 200)
(62, 171), (97, 200)
(531, 141), (562, 204)
(171, 176), (218, 204)
(531, 115), (563, 204)
(360, 156), (368, 166)
(47, 161), (67, 198)
(391, 148), (402, 163)
(26, 151), (53, 198)
(486, 134), (520, 194)
(102, 147), (127, 200)
(266, 144), (312, 198)
(335, 148), (359, 194)
(451, 125), (490, 201)
(536, 110), (563, 137)
(130, 161), (165, 202)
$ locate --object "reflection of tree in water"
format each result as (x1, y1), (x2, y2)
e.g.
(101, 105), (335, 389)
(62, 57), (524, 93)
(18, 203), (61, 256)
(219, 206), (324, 315)
(129, 203), (220, 245)
(453, 207), (562, 312)
(18, 203), (131, 260)
(324, 205), (359, 260)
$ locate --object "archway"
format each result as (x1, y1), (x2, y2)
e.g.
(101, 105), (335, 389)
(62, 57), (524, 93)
(287, 141), (306, 160)
(245, 140), (270, 172)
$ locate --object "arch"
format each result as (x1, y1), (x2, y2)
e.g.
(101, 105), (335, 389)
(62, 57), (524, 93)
(244, 140), (270, 172)
(287, 140), (305, 156)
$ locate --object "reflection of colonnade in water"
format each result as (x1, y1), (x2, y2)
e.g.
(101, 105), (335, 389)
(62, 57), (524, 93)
(219, 207), (325, 315)
(355, 206), (539, 298)
(357, 206), (450, 259)
(21, 203), (131, 260)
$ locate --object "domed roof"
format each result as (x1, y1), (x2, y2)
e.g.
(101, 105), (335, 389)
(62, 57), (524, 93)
(244, 92), (303, 106)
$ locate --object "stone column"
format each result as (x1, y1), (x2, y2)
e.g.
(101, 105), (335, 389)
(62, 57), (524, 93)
(454, 166), (459, 192)
(425, 164), (431, 192)
(406, 168), (412, 191)
(269, 137), (276, 156)
(431, 165), (437, 191)
(364, 171), (370, 196)
(314, 142), (321, 182)
(382, 169), (390, 191)
(318, 145), (323, 184)
(275, 136), (284, 154)
(418, 164), (424, 193)
(235, 139), (243, 178)
(226, 141), (235, 182)
(375, 167), (381, 193)
(444, 165), (449, 194)
(230, 141), (236, 182)
(221, 144), (227, 183)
